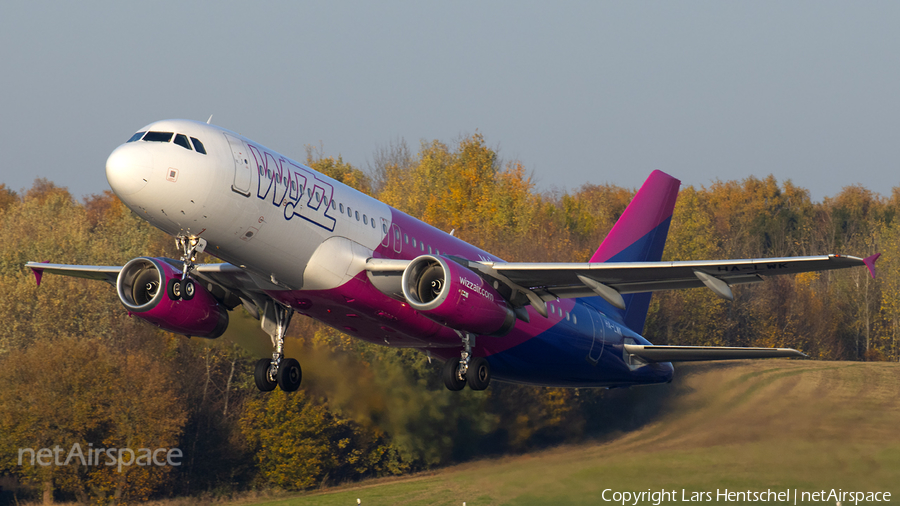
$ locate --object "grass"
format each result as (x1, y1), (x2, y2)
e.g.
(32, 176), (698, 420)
(237, 360), (900, 506)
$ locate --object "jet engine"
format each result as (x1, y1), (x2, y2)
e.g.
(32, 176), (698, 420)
(401, 255), (516, 336)
(116, 257), (229, 338)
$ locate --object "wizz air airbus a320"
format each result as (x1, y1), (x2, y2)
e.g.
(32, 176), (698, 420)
(27, 119), (879, 393)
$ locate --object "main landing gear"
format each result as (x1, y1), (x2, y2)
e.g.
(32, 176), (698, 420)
(254, 302), (302, 392)
(167, 235), (207, 301)
(442, 333), (491, 391)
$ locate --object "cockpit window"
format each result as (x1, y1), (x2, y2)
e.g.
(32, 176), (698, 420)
(174, 134), (192, 150)
(127, 131), (146, 143)
(143, 131), (174, 143)
(190, 137), (207, 154)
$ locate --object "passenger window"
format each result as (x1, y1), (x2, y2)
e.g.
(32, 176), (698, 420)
(315, 191), (320, 201)
(190, 137), (206, 154)
(291, 180), (297, 190)
(382, 223), (388, 233)
(331, 200), (336, 210)
(371, 219), (376, 229)
(428, 246), (432, 254)
(143, 131), (173, 142)
(420, 242), (424, 252)
(174, 134), (192, 150)
(307, 188), (312, 198)
(127, 132), (145, 143)
(355, 211), (360, 221)
(573, 314), (577, 325)
(347, 207), (352, 217)
(404, 234), (409, 244)
(363, 214), (368, 225)
(339, 203), (344, 213)
(412, 238), (417, 247)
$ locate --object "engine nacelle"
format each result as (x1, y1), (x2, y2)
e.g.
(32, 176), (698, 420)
(116, 257), (229, 338)
(401, 255), (515, 336)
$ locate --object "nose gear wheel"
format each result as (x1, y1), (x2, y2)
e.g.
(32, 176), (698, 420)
(166, 235), (206, 301)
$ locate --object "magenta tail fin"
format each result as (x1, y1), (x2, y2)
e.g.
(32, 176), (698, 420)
(591, 170), (681, 333)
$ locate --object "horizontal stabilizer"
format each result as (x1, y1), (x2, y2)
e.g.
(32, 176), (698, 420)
(623, 344), (806, 363)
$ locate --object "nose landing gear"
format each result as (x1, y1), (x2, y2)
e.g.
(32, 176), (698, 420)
(167, 235), (206, 301)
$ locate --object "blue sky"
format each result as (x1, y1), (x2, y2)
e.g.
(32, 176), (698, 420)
(2, 1), (899, 202)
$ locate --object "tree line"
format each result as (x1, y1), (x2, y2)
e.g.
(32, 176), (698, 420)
(0, 135), (895, 504)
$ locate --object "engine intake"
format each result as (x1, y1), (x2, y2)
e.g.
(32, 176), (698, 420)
(117, 257), (228, 338)
(402, 255), (515, 336)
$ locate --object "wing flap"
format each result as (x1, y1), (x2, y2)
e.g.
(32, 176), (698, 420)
(623, 344), (807, 363)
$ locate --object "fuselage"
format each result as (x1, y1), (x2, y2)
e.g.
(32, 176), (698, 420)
(106, 119), (674, 388)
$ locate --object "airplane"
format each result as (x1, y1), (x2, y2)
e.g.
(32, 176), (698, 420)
(26, 119), (880, 393)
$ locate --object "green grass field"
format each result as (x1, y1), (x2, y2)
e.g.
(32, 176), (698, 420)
(242, 360), (900, 506)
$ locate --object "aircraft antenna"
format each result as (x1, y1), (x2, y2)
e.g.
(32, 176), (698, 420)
(206, 115), (213, 124)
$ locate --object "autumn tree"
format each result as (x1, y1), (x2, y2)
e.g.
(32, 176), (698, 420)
(0, 339), (186, 505)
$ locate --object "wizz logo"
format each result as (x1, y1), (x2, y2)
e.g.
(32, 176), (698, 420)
(249, 145), (336, 232)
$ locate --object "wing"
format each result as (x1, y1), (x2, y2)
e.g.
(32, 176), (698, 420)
(368, 253), (878, 317)
(483, 253), (876, 302)
(25, 262), (122, 286)
(25, 260), (272, 317)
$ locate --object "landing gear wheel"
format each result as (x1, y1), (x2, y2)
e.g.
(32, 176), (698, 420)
(277, 358), (302, 392)
(181, 279), (195, 300)
(442, 359), (466, 391)
(466, 357), (491, 391)
(167, 279), (182, 300)
(254, 358), (277, 392)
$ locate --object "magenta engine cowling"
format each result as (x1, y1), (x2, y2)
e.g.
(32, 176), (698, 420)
(401, 255), (515, 336)
(116, 257), (228, 338)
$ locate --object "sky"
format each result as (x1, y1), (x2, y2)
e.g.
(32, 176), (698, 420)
(2, 1), (899, 202)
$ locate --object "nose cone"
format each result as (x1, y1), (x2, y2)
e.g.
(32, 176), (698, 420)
(106, 144), (153, 196)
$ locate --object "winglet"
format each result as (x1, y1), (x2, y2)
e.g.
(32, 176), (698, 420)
(863, 253), (880, 279)
(30, 261), (49, 287)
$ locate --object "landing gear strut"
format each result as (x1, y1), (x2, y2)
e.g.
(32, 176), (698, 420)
(168, 235), (207, 301)
(254, 302), (302, 392)
(442, 333), (491, 391)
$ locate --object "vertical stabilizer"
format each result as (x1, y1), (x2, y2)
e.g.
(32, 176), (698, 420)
(590, 170), (680, 333)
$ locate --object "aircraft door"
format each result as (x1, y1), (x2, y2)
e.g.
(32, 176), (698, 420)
(586, 303), (605, 365)
(225, 134), (252, 196)
(392, 224), (402, 254)
(380, 218), (391, 248)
